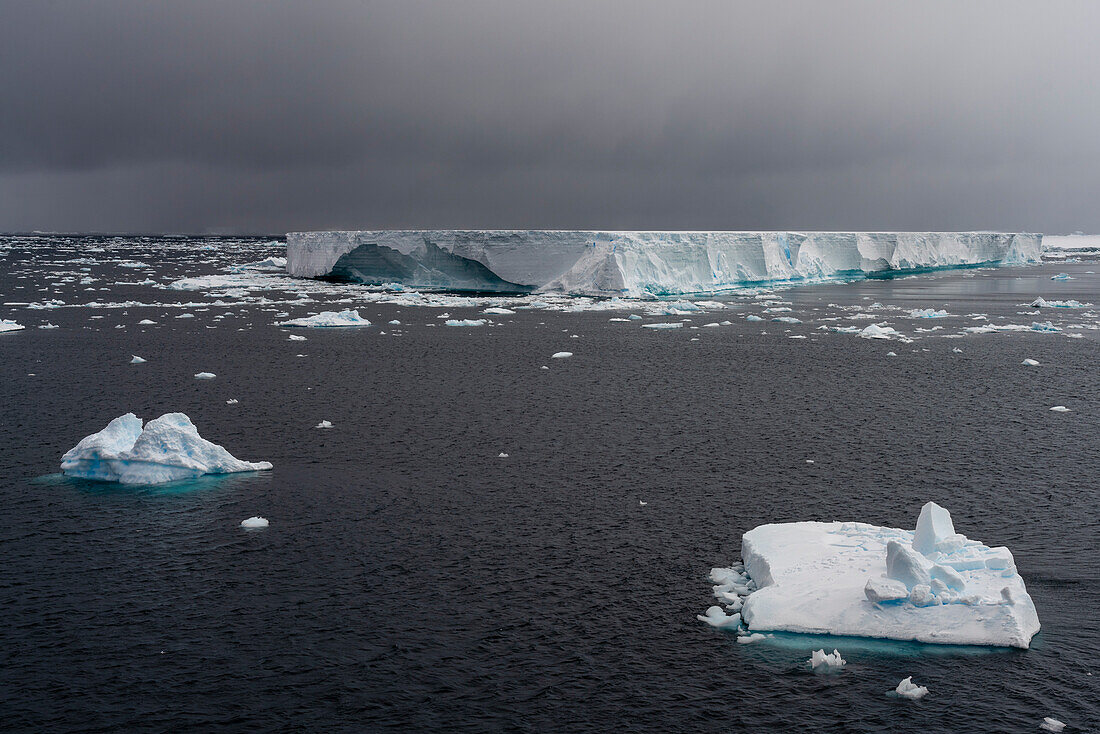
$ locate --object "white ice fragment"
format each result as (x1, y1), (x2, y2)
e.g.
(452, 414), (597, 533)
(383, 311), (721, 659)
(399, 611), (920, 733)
(62, 413), (272, 485)
(551, 351), (573, 358)
(1049, 406), (1070, 412)
(445, 319), (487, 327)
(482, 307), (514, 315)
(1039, 717), (1066, 732)
(138, 319), (156, 325)
(241, 516), (269, 528)
(639, 500), (647, 506)
(315, 420), (333, 429)
(279, 310), (371, 327)
(865, 577), (909, 603)
(628, 314), (642, 320)
(893, 677), (929, 700)
(1022, 359), (1040, 366)
(745, 315), (764, 322)
(886, 540), (932, 588)
(909, 308), (949, 318)
(886, 351), (897, 357)
(226, 399), (239, 404)
(388, 319), (401, 324)
(130, 355), (146, 364)
(952, 347), (963, 353)
(194, 372), (216, 379)
(930, 564), (966, 592)
(809, 649), (846, 672)
(246, 256), (286, 270)
(0, 319), (26, 332)
(702, 322), (721, 327)
(498, 452), (508, 458)
(642, 322), (684, 329)
(913, 501), (956, 556)
(736, 633), (771, 644)
(860, 323), (903, 340)
(697, 606), (741, 629)
(288, 334), (307, 341)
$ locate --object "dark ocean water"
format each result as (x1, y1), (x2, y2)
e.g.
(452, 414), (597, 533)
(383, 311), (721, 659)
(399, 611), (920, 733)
(1, 235), (1098, 732)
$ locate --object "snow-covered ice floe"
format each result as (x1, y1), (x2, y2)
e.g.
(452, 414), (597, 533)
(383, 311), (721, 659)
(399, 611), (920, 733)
(1, 319), (26, 333)
(893, 677), (929, 700)
(708, 502), (1039, 648)
(61, 413), (272, 485)
(241, 516), (269, 528)
(286, 231), (1041, 297)
(809, 649), (846, 672)
(277, 309), (371, 327)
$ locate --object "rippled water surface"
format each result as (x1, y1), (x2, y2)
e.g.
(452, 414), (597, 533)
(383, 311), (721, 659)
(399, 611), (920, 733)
(1, 235), (1098, 732)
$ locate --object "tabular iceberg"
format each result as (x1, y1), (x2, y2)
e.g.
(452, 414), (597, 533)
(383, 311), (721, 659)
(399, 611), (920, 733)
(61, 413), (272, 485)
(286, 230), (1041, 297)
(709, 502), (1039, 648)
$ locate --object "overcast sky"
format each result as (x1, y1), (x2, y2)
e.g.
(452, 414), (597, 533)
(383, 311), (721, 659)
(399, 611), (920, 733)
(1, 1), (1098, 234)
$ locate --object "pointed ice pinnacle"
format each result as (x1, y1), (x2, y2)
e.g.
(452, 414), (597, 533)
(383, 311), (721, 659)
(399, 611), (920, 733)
(912, 501), (956, 556)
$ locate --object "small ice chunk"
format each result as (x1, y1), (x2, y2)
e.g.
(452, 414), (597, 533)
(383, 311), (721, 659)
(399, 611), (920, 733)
(1039, 717), (1066, 732)
(288, 334), (307, 341)
(930, 564), (966, 591)
(498, 452), (508, 458)
(1022, 358), (1040, 366)
(551, 351), (573, 358)
(913, 501), (956, 556)
(702, 322), (721, 327)
(279, 310), (371, 327)
(1050, 273), (1071, 280)
(388, 319), (401, 325)
(194, 372), (216, 379)
(482, 307), (514, 315)
(445, 319), (487, 327)
(226, 399), (239, 404)
(315, 420), (333, 429)
(736, 632), (770, 644)
(697, 605), (741, 629)
(1049, 406), (1070, 412)
(745, 315), (764, 322)
(952, 347), (963, 353)
(886, 351), (897, 357)
(865, 577), (909, 603)
(628, 314), (642, 320)
(1, 319), (26, 332)
(130, 355), (146, 364)
(886, 540), (931, 588)
(893, 677), (929, 700)
(241, 516), (269, 528)
(642, 322), (684, 329)
(909, 584), (939, 607)
(138, 319), (156, 325)
(809, 649), (846, 672)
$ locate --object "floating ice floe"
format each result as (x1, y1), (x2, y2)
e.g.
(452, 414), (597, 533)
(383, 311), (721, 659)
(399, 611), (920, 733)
(445, 319), (487, 327)
(288, 334), (307, 341)
(1050, 273), (1072, 280)
(859, 323), (907, 341)
(893, 677), (929, 700)
(194, 372), (216, 379)
(138, 319), (156, 325)
(388, 319), (401, 325)
(0, 319), (25, 333)
(315, 420), (333, 429)
(642, 322), (684, 329)
(551, 351), (573, 359)
(498, 452), (508, 458)
(809, 649), (846, 672)
(1022, 359), (1040, 366)
(61, 412), (272, 485)
(1049, 406), (1070, 412)
(908, 308), (950, 318)
(1030, 322), (1061, 332)
(130, 355), (146, 364)
(697, 605), (742, 630)
(483, 307), (515, 315)
(38, 323), (59, 329)
(709, 501), (1039, 648)
(886, 351), (897, 357)
(772, 316), (802, 324)
(226, 398), (239, 404)
(278, 310), (371, 327)
(1029, 297), (1089, 308)
(1039, 717), (1067, 732)
(241, 516), (269, 528)
(246, 256), (287, 270)
(745, 315), (764, 322)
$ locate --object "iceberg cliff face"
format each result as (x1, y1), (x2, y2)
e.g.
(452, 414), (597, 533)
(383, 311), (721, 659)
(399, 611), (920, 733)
(286, 230), (1041, 297)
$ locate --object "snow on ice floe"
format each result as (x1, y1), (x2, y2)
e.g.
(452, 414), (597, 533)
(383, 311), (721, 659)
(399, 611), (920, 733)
(809, 649), (846, 672)
(1039, 717), (1067, 732)
(130, 355), (146, 364)
(893, 677), (929, 700)
(61, 413), (272, 485)
(241, 516), (269, 528)
(551, 351), (573, 359)
(705, 502), (1040, 648)
(278, 310), (371, 327)
(1, 319), (26, 332)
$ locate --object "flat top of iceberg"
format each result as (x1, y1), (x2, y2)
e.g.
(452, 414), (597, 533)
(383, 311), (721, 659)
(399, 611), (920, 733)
(730, 503), (1039, 648)
(277, 309), (371, 327)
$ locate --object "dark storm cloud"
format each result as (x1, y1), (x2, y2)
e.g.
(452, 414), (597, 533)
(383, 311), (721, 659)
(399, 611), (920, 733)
(1, 0), (1098, 233)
